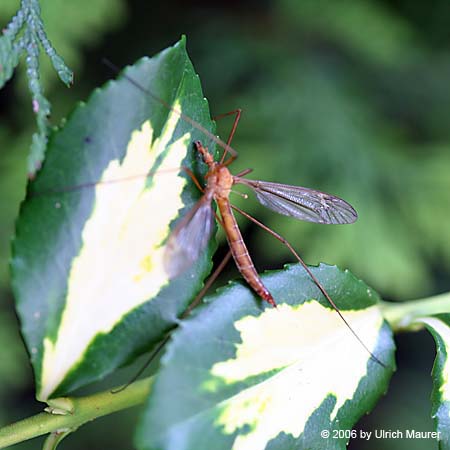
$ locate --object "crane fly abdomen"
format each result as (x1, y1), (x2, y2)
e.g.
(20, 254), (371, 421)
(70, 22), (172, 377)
(195, 141), (276, 307)
(215, 196), (276, 307)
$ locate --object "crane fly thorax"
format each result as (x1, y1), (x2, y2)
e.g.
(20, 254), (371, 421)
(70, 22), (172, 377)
(204, 164), (233, 200)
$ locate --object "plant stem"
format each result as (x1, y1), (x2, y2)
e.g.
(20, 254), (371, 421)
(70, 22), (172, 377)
(42, 429), (73, 450)
(380, 291), (450, 332)
(0, 377), (153, 449)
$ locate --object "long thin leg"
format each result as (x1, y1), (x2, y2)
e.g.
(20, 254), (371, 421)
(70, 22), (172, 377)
(111, 333), (172, 393)
(230, 169), (253, 193)
(231, 204), (386, 368)
(113, 214), (234, 393)
(112, 248), (233, 394)
(235, 168), (253, 178)
(103, 58), (237, 160)
(181, 166), (204, 192)
(213, 109), (242, 166)
(37, 167), (186, 197)
(183, 249), (233, 317)
(212, 109), (242, 122)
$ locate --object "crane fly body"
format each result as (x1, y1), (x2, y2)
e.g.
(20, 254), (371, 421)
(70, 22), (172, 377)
(198, 140), (276, 306)
(103, 59), (382, 366)
(159, 133), (382, 366)
(101, 62), (360, 308)
(163, 137), (358, 309)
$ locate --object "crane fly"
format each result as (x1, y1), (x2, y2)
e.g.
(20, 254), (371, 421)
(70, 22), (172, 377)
(164, 138), (358, 309)
(104, 60), (383, 366)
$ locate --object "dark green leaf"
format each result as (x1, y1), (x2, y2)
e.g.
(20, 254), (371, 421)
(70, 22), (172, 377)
(416, 314), (450, 449)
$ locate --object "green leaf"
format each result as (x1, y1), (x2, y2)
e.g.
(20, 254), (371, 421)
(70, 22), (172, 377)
(11, 38), (217, 401)
(415, 314), (450, 449)
(0, 32), (19, 88)
(136, 264), (395, 450)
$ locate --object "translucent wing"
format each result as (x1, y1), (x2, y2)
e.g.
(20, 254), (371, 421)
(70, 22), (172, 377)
(164, 198), (215, 279)
(236, 178), (357, 224)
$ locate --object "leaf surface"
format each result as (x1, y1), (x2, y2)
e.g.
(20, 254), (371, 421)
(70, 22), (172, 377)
(136, 264), (395, 450)
(416, 314), (450, 449)
(11, 38), (216, 400)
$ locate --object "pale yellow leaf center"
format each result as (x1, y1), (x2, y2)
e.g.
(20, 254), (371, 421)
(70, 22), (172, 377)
(39, 108), (191, 400)
(205, 302), (383, 450)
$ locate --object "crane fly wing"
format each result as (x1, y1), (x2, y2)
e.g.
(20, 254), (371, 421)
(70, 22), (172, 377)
(236, 178), (357, 224)
(164, 198), (215, 279)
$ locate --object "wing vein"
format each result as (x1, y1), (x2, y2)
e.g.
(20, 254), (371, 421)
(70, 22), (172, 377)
(235, 178), (357, 225)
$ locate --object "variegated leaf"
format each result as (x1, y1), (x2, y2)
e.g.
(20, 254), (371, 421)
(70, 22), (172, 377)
(11, 38), (216, 400)
(136, 264), (395, 450)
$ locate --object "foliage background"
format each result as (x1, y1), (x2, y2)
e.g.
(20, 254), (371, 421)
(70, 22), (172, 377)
(0, 0), (449, 449)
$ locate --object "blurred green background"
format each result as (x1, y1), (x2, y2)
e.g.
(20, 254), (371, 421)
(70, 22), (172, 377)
(1, 0), (449, 448)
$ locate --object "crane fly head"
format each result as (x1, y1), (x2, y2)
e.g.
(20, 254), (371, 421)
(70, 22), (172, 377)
(194, 140), (215, 167)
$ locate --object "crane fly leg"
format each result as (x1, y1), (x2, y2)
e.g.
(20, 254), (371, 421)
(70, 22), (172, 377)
(115, 192), (228, 392)
(230, 204), (386, 367)
(183, 249), (233, 318)
(231, 204), (329, 295)
(235, 168), (253, 178)
(181, 166), (204, 192)
(113, 247), (234, 394)
(212, 109), (242, 166)
(230, 169), (253, 199)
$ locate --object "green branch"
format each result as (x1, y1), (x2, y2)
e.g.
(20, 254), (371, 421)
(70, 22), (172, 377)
(0, 377), (153, 449)
(380, 291), (450, 332)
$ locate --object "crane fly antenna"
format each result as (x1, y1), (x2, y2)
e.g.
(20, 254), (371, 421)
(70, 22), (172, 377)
(231, 203), (386, 368)
(102, 58), (238, 160)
